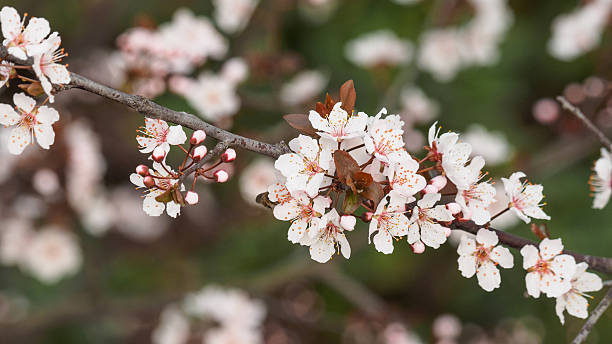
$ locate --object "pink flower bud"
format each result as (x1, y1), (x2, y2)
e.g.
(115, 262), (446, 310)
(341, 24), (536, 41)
(214, 170), (229, 183)
(340, 215), (356, 231)
(193, 146), (208, 161)
(362, 212), (374, 222)
(143, 176), (156, 188)
(136, 164), (149, 176)
(185, 191), (199, 205)
(430, 175), (447, 191)
(190, 130), (206, 145)
(152, 146), (166, 162)
(443, 227), (452, 237)
(446, 202), (462, 215)
(411, 241), (425, 254)
(221, 148), (236, 163)
(423, 185), (438, 194)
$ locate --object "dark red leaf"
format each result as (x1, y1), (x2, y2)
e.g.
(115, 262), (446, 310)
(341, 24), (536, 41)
(283, 114), (319, 137)
(339, 80), (356, 115)
(333, 150), (360, 184)
(360, 181), (384, 210)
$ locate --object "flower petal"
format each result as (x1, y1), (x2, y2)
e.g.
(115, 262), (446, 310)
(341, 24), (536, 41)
(8, 125), (31, 155)
(476, 261), (501, 292)
(0, 103), (19, 126)
(490, 246), (514, 269)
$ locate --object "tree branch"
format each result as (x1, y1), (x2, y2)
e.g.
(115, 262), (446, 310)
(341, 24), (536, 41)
(557, 96), (612, 151)
(451, 220), (612, 275)
(571, 286), (612, 344)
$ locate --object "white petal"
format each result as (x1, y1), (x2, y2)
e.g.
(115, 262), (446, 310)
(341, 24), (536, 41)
(407, 222), (420, 244)
(542, 273), (571, 298)
(296, 135), (320, 162)
(34, 123), (55, 149)
(143, 196), (164, 216)
(288, 218), (308, 244)
(36, 106), (59, 124)
(550, 254), (576, 279)
(419, 221), (447, 249)
(476, 228), (498, 247)
(129, 173), (144, 187)
(44, 62), (71, 84)
(476, 261), (501, 292)
(23, 17), (50, 44)
(8, 125), (31, 155)
(457, 254), (476, 278)
(306, 173), (324, 198)
(272, 200), (300, 221)
(340, 215), (356, 231)
(565, 293), (589, 319)
(308, 110), (330, 132)
(275, 153), (304, 177)
(373, 229), (394, 254)
(1, 7), (21, 40)
(0, 103), (19, 126)
(13, 92), (36, 113)
(417, 192), (441, 209)
(574, 271), (603, 293)
(167, 125), (187, 145)
(345, 111), (367, 134)
(166, 201), (181, 218)
(539, 238), (563, 260)
(520, 244), (539, 269)
(309, 239), (334, 263)
(490, 246), (514, 269)
(457, 235), (477, 255)
(555, 296), (567, 325)
(338, 234), (351, 259)
(525, 271), (541, 298)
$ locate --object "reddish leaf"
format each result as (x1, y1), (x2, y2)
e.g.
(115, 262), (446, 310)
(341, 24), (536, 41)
(353, 171), (373, 191)
(333, 150), (360, 184)
(283, 114), (319, 137)
(324, 93), (335, 113)
(530, 223), (550, 240)
(360, 181), (384, 210)
(339, 80), (356, 115)
(172, 187), (186, 206)
(155, 189), (173, 204)
(315, 102), (327, 117)
(343, 191), (360, 215)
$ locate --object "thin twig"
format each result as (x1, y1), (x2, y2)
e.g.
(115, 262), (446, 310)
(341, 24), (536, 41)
(557, 96), (612, 151)
(571, 287), (612, 344)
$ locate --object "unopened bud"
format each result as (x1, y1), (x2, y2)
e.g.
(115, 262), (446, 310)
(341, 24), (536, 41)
(185, 191), (199, 205)
(423, 185), (438, 194)
(143, 176), (156, 188)
(214, 170), (229, 183)
(190, 130), (206, 145)
(136, 164), (149, 176)
(193, 146), (208, 161)
(152, 146), (166, 162)
(446, 202), (462, 215)
(221, 148), (236, 163)
(430, 175), (447, 191)
(340, 215), (356, 231)
(443, 227), (452, 237)
(411, 241), (425, 254)
(362, 212), (373, 222)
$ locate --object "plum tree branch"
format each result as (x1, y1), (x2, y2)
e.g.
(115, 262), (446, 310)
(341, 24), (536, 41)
(571, 286), (612, 344)
(557, 96), (612, 151)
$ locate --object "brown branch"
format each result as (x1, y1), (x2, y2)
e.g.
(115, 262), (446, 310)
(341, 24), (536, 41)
(557, 96), (612, 151)
(179, 141), (228, 183)
(571, 286), (612, 344)
(451, 220), (612, 275)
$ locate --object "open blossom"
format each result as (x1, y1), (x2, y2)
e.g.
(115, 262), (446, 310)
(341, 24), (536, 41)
(31, 32), (70, 103)
(345, 30), (413, 68)
(454, 168), (496, 225)
(136, 118), (187, 154)
(272, 188), (330, 245)
(502, 171), (550, 224)
(130, 162), (183, 218)
(212, 0), (259, 34)
(387, 158), (426, 203)
(239, 158), (279, 205)
(369, 196), (410, 254)
(364, 110), (410, 164)
(457, 228), (514, 291)
(407, 193), (454, 249)
(418, 28), (464, 82)
(280, 70), (328, 106)
(22, 226), (82, 284)
(309, 102), (367, 142)
(399, 86), (438, 126)
(520, 238), (576, 298)
(555, 262), (603, 324)
(0, 92), (59, 155)
(306, 209), (353, 263)
(274, 134), (333, 197)
(0, 6), (50, 60)
(152, 305), (190, 344)
(590, 148), (611, 209)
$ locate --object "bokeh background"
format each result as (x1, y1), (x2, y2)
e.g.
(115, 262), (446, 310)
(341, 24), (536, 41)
(0, 0), (611, 343)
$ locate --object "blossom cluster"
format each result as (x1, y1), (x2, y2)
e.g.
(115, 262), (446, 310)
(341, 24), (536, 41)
(0, 6), (71, 154)
(130, 118), (236, 218)
(264, 81), (603, 324)
(153, 285), (266, 344)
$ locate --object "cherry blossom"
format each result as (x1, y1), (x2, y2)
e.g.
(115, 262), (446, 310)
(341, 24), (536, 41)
(274, 134), (333, 197)
(407, 193), (454, 249)
(387, 158), (427, 203)
(364, 110), (410, 164)
(0, 92), (59, 155)
(152, 305), (190, 344)
(306, 209), (353, 263)
(345, 30), (413, 68)
(31, 32), (70, 103)
(212, 0), (259, 34)
(399, 86), (439, 126)
(272, 190), (330, 245)
(369, 196), (410, 254)
(21, 226), (82, 284)
(417, 29), (464, 82)
(520, 238), (576, 298)
(0, 6), (50, 60)
(555, 262), (603, 324)
(457, 228), (514, 291)
(130, 162), (183, 218)
(589, 148), (611, 209)
(462, 125), (512, 166)
(239, 158), (279, 205)
(502, 171), (550, 224)
(454, 169), (496, 225)
(309, 102), (367, 142)
(136, 118), (187, 154)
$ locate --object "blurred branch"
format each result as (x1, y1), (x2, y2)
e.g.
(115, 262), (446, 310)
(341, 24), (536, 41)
(557, 96), (612, 151)
(451, 220), (612, 275)
(571, 286), (612, 344)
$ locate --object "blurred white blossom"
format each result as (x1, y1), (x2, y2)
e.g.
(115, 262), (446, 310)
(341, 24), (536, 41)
(280, 70), (328, 106)
(345, 30), (413, 68)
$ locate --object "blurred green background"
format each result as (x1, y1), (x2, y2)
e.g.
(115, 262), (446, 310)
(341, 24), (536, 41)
(0, 0), (611, 343)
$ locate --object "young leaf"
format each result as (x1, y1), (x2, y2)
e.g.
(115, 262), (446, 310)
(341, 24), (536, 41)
(283, 114), (319, 137)
(155, 189), (174, 204)
(333, 150), (360, 184)
(339, 80), (356, 115)
(360, 181), (384, 209)
(343, 191), (361, 215)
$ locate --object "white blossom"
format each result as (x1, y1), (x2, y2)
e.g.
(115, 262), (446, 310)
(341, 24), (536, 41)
(399, 86), (438, 126)
(418, 29), (464, 82)
(345, 30), (413, 68)
(555, 262), (603, 324)
(130, 162), (183, 218)
(364, 110), (410, 164)
(213, 0), (259, 34)
(590, 148), (611, 209)
(152, 305), (190, 344)
(272, 189), (330, 245)
(0, 218), (33, 266)
(454, 169), (496, 225)
(31, 32), (70, 103)
(239, 158), (280, 205)
(502, 171), (550, 224)
(306, 209), (353, 263)
(369, 196), (410, 254)
(407, 193), (454, 249)
(520, 238), (576, 298)
(280, 70), (328, 106)
(0, 6), (49, 60)
(136, 118), (187, 154)
(309, 102), (367, 142)
(457, 228), (514, 291)
(462, 125), (512, 166)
